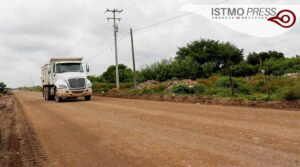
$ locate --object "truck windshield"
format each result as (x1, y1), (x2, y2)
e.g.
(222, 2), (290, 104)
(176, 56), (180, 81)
(56, 63), (84, 73)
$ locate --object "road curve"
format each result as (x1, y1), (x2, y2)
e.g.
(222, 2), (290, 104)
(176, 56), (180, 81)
(14, 91), (300, 167)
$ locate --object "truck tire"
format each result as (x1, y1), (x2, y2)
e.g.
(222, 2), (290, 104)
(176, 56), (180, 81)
(85, 96), (91, 101)
(56, 96), (62, 103)
(55, 89), (62, 102)
(44, 87), (51, 101)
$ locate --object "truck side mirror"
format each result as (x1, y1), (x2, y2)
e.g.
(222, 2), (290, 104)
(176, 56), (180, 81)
(86, 64), (90, 73)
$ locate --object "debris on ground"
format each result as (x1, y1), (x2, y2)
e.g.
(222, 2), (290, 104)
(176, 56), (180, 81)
(284, 73), (299, 78)
(138, 79), (197, 92)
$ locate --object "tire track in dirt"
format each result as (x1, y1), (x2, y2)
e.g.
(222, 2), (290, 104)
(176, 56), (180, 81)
(0, 95), (48, 167)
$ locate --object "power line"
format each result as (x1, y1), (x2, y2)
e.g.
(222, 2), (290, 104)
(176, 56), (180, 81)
(69, 0), (129, 55)
(85, 0), (229, 63)
(134, 0), (229, 33)
(134, 0), (194, 27)
(84, 32), (130, 63)
(134, 13), (191, 32)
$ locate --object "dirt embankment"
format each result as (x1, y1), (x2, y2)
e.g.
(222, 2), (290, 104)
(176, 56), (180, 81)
(95, 93), (300, 111)
(0, 95), (48, 167)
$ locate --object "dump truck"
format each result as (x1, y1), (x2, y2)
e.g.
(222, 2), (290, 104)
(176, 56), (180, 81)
(41, 58), (92, 102)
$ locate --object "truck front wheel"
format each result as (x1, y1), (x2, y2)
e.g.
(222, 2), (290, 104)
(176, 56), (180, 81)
(85, 96), (91, 101)
(56, 96), (62, 102)
(55, 89), (62, 102)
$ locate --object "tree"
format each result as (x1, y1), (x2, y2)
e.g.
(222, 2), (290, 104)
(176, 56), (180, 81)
(138, 59), (173, 82)
(247, 51), (284, 65)
(231, 62), (258, 77)
(176, 39), (243, 75)
(0, 82), (7, 94)
(87, 76), (104, 83)
(176, 39), (244, 96)
(101, 64), (133, 83)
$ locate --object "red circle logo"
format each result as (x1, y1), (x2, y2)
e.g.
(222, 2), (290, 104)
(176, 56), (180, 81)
(267, 9), (296, 28)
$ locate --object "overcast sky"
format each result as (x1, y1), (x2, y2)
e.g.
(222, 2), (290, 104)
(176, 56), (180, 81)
(0, 0), (299, 88)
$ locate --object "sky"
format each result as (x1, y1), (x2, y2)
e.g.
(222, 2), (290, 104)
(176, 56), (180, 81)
(0, 0), (299, 88)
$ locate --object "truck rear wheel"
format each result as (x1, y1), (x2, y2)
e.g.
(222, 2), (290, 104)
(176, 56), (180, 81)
(44, 87), (50, 101)
(44, 87), (54, 101)
(85, 96), (91, 101)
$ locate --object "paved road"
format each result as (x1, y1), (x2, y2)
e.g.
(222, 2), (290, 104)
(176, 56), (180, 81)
(14, 91), (300, 167)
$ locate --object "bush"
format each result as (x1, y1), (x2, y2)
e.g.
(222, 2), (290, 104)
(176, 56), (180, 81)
(283, 84), (300, 100)
(138, 88), (153, 94)
(231, 62), (258, 77)
(215, 77), (237, 88)
(192, 84), (206, 94)
(152, 85), (168, 93)
(92, 82), (133, 93)
(237, 83), (251, 95)
(171, 84), (191, 94)
(0, 82), (7, 94)
(215, 77), (251, 95)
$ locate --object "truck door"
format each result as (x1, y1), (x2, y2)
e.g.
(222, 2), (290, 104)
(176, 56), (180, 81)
(50, 64), (56, 85)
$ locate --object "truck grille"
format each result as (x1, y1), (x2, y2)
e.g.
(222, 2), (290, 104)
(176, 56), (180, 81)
(68, 78), (86, 89)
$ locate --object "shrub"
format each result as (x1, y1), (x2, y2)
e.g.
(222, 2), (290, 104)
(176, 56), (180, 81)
(215, 77), (237, 88)
(92, 82), (133, 93)
(171, 84), (191, 94)
(236, 83), (251, 95)
(196, 75), (221, 87)
(215, 77), (251, 95)
(192, 84), (206, 94)
(138, 88), (153, 94)
(231, 62), (258, 77)
(152, 85), (168, 93)
(0, 82), (7, 94)
(283, 84), (300, 100)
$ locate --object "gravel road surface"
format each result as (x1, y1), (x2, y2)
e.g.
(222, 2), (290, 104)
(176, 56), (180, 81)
(13, 91), (300, 167)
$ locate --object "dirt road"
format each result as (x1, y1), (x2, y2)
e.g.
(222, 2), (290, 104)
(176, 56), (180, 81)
(12, 91), (300, 167)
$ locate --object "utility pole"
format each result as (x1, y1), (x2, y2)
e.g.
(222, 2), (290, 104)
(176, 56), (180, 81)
(130, 28), (137, 89)
(106, 8), (123, 89)
(259, 57), (270, 97)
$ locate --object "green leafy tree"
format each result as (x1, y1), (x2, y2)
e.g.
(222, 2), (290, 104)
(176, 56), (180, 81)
(88, 76), (104, 83)
(0, 82), (7, 94)
(231, 62), (258, 77)
(264, 57), (300, 75)
(138, 59), (173, 82)
(170, 58), (199, 80)
(247, 51), (285, 65)
(101, 64), (133, 83)
(176, 39), (243, 73)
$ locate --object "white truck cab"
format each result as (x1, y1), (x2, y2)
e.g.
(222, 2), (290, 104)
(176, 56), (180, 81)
(41, 58), (92, 102)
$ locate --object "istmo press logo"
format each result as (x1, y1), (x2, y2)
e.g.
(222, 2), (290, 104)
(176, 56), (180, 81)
(181, 5), (298, 37)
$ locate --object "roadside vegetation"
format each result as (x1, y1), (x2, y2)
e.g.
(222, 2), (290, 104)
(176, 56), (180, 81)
(89, 39), (300, 101)
(20, 86), (43, 92)
(21, 39), (299, 101)
(0, 82), (8, 94)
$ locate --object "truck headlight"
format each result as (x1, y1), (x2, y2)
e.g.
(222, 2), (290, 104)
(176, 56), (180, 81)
(57, 85), (67, 89)
(87, 82), (92, 88)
